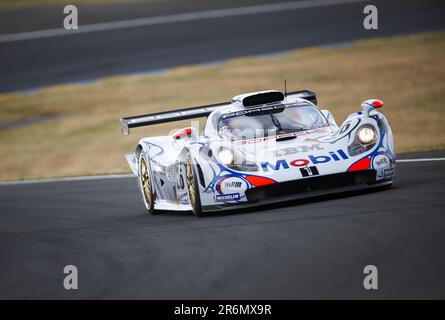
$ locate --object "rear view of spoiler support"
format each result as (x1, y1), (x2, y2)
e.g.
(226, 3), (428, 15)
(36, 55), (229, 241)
(120, 90), (316, 135)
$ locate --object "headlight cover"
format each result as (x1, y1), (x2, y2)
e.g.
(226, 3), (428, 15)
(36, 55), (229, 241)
(348, 125), (378, 157)
(357, 125), (376, 145)
(218, 149), (234, 165)
(217, 148), (258, 171)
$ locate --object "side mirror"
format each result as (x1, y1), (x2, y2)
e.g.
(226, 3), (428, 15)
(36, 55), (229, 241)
(172, 127), (197, 140)
(361, 99), (384, 117)
(172, 127), (197, 148)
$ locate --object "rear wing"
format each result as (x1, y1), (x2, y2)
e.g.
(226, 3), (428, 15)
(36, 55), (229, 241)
(287, 89), (317, 105)
(120, 89), (316, 135)
(120, 102), (229, 135)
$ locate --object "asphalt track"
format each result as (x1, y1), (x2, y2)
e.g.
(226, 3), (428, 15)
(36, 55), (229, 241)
(0, 0), (444, 92)
(1, 0), (444, 300)
(0, 150), (444, 299)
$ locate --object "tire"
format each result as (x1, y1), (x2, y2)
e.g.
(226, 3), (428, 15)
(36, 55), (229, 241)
(138, 152), (156, 214)
(185, 154), (203, 217)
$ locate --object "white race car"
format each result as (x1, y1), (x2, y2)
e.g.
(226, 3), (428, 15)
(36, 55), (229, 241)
(121, 89), (395, 217)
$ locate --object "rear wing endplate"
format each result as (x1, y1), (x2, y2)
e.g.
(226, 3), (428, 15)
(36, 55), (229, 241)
(287, 89), (317, 105)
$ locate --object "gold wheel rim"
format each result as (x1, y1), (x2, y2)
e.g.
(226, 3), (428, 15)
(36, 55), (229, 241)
(140, 157), (152, 208)
(186, 159), (196, 208)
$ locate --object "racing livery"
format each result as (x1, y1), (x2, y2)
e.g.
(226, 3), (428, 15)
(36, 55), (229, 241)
(121, 89), (395, 217)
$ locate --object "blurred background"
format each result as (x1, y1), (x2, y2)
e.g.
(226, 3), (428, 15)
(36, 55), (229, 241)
(0, 0), (444, 180)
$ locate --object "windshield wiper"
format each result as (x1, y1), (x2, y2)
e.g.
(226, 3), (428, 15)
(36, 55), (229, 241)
(270, 113), (283, 132)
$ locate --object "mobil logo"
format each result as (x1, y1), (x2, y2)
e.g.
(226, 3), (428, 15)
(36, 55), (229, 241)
(261, 149), (349, 172)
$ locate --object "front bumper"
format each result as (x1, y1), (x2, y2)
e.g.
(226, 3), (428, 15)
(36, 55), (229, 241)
(202, 170), (392, 212)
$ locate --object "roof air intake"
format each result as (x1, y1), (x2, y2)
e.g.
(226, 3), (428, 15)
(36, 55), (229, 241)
(237, 90), (285, 107)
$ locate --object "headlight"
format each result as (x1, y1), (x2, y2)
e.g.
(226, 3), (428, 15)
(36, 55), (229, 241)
(357, 126), (376, 145)
(217, 148), (258, 171)
(218, 149), (234, 165)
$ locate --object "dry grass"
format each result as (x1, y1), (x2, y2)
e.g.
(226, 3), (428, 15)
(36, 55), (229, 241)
(0, 31), (444, 181)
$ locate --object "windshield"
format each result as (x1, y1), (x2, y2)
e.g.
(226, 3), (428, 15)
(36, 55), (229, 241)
(218, 103), (327, 140)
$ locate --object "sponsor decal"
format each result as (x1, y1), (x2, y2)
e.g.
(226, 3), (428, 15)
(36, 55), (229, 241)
(300, 166), (319, 177)
(225, 181), (242, 188)
(271, 144), (323, 157)
(215, 193), (240, 202)
(216, 176), (248, 194)
(373, 154), (389, 169)
(261, 149), (349, 172)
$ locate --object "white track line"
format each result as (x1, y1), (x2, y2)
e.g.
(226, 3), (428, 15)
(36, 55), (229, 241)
(0, 0), (366, 43)
(0, 157), (443, 186)
(396, 157), (445, 163)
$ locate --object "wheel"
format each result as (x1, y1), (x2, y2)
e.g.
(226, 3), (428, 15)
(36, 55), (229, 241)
(138, 152), (155, 214)
(185, 154), (203, 217)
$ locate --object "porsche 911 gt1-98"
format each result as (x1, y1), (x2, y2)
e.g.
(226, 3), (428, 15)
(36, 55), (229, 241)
(120, 89), (395, 217)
